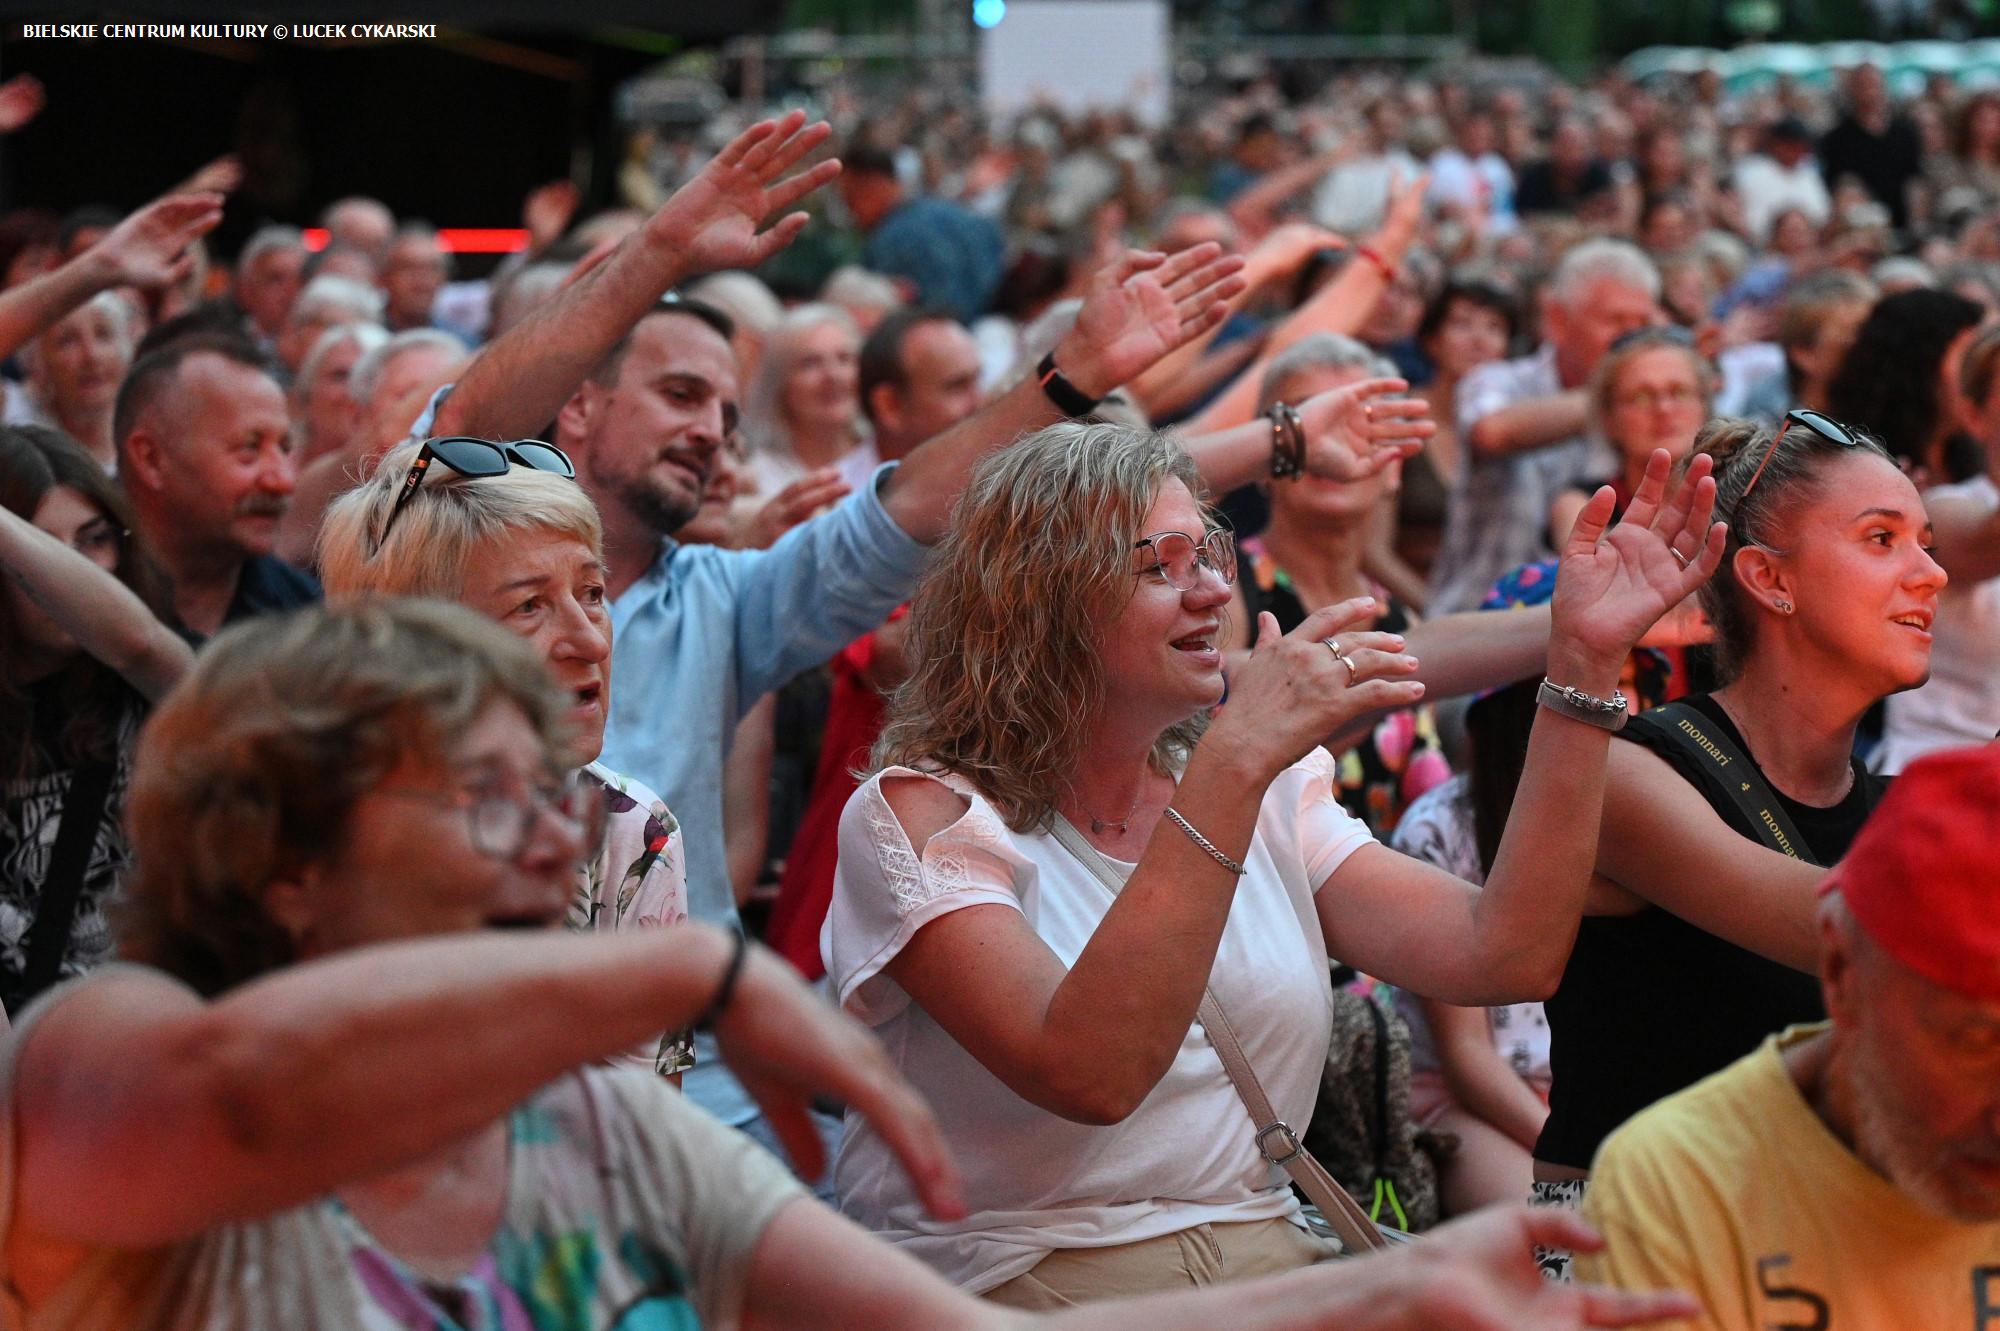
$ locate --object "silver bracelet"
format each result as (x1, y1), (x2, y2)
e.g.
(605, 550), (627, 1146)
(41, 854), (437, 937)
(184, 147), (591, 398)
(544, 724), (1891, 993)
(1163, 807), (1248, 875)
(1536, 678), (1630, 732)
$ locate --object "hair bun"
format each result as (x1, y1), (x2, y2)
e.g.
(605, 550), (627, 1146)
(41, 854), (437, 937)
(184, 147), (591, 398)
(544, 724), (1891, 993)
(1692, 416), (1768, 473)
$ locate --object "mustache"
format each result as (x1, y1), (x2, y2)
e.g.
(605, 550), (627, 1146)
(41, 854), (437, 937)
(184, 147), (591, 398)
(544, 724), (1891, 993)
(235, 493), (289, 519)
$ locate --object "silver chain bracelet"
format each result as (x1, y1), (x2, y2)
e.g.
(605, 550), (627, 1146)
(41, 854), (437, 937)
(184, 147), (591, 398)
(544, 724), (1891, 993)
(1163, 807), (1248, 875)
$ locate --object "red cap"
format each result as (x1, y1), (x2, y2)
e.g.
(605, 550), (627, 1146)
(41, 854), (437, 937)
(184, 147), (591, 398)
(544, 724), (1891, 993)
(1821, 743), (2000, 1001)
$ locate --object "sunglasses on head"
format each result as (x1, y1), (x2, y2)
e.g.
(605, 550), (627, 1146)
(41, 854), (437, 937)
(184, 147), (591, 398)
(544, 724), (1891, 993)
(1609, 324), (1698, 354)
(1740, 409), (1866, 504)
(374, 437), (577, 554)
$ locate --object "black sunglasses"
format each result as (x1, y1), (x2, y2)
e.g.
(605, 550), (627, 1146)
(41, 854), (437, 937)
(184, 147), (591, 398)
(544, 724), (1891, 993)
(1741, 409), (1864, 503)
(375, 437), (576, 553)
(1609, 324), (1697, 354)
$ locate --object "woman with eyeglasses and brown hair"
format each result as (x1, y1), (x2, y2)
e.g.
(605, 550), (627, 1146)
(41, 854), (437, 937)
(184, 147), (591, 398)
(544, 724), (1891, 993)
(822, 417), (1721, 1302)
(1529, 410), (1948, 1274)
(1550, 328), (1716, 546)
(317, 434), (695, 1076)
(0, 424), (189, 1017)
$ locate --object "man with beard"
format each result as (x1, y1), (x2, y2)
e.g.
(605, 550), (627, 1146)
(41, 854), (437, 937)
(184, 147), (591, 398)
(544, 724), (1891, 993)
(1575, 743), (2000, 1329)
(114, 332), (318, 638)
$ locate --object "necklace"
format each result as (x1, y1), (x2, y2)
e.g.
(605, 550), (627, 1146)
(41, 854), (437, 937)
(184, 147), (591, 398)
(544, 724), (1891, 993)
(1085, 786), (1144, 836)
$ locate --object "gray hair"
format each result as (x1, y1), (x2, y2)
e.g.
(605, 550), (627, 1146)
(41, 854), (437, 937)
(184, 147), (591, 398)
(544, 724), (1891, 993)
(237, 225), (305, 277)
(741, 303), (864, 456)
(23, 290), (140, 381)
(488, 261), (569, 341)
(688, 270), (784, 337)
(292, 274), (385, 326)
(1259, 333), (1397, 406)
(819, 265), (903, 317)
(294, 321), (389, 401)
(1549, 238), (1661, 309)
(349, 329), (469, 410)
(1870, 256), (1937, 292)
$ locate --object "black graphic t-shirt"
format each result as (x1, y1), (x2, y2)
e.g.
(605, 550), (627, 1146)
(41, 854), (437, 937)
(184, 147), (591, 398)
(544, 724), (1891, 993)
(0, 679), (144, 1011)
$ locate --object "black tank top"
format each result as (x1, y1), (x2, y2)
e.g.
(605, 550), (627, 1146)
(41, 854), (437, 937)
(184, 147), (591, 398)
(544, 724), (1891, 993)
(1534, 693), (1886, 1170)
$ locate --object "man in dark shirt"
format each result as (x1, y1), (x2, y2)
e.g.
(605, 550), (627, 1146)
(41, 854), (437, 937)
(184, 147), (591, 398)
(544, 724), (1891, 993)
(837, 145), (1004, 324)
(1515, 117), (1614, 219)
(113, 333), (320, 640)
(1818, 63), (1923, 231)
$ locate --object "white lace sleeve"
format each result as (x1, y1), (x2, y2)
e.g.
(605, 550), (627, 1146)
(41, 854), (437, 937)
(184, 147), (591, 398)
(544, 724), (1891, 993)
(1280, 747), (1378, 891)
(823, 768), (1026, 1025)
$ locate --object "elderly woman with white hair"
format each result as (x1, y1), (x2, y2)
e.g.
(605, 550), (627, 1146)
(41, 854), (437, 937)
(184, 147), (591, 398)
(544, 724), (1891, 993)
(317, 434), (693, 1075)
(9, 290), (138, 470)
(275, 272), (385, 375)
(732, 302), (877, 537)
(290, 321), (389, 465)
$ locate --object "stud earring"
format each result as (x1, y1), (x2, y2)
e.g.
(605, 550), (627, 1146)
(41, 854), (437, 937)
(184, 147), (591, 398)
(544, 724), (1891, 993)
(1774, 599), (1794, 614)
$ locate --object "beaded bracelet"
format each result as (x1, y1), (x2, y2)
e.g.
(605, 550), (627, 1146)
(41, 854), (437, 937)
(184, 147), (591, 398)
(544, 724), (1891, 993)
(1164, 807), (1247, 875)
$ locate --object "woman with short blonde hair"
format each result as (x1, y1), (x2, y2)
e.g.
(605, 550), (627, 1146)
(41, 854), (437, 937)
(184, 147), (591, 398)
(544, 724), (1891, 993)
(319, 436), (692, 1074)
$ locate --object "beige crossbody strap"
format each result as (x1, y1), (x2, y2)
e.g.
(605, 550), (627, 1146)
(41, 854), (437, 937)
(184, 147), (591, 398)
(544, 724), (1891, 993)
(1047, 816), (1389, 1255)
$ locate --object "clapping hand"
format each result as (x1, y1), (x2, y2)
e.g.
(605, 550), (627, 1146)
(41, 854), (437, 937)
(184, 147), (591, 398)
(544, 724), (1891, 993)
(643, 110), (841, 277)
(1206, 598), (1422, 781)
(1551, 449), (1725, 666)
(1294, 377), (1434, 484)
(1051, 243), (1248, 401)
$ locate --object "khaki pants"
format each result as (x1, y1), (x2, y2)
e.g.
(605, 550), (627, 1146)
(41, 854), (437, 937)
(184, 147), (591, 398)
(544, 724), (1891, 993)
(981, 1217), (1335, 1309)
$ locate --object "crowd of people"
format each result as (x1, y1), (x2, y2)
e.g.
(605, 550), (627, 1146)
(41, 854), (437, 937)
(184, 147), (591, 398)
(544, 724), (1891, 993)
(0, 47), (1998, 1329)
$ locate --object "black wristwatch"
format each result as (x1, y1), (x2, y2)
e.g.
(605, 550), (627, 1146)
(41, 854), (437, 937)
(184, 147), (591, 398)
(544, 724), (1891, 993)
(1037, 351), (1103, 417)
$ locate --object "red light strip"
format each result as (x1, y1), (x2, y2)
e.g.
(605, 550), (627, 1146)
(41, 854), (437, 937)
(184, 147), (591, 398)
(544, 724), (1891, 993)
(302, 227), (529, 255)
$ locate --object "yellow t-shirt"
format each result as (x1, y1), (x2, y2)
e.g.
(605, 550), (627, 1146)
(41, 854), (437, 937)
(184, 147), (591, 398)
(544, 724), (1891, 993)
(1578, 1024), (2000, 1331)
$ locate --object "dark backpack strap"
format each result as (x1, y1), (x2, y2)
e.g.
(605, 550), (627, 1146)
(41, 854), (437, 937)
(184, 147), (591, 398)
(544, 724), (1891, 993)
(12, 762), (116, 1013)
(1638, 702), (1824, 867)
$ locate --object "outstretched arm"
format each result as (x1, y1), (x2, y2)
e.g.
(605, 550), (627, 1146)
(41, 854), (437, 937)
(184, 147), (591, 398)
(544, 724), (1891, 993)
(0, 503), (191, 701)
(880, 243), (1245, 544)
(0, 191), (222, 362)
(1318, 452), (1728, 1005)
(432, 112), (840, 442)
(743, 1198), (1696, 1331)
(14, 925), (961, 1250)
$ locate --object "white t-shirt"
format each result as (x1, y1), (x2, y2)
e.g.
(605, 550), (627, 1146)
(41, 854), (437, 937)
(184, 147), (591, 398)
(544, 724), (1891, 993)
(1875, 475), (2000, 773)
(822, 749), (1373, 1292)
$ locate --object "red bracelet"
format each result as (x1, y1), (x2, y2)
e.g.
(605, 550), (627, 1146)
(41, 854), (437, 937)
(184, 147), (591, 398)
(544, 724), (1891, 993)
(1355, 243), (1399, 284)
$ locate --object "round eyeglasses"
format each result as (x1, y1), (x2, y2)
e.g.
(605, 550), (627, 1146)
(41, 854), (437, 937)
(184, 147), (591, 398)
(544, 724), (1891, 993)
(1132, 528), (1237, 591)
(380, 771), (607, 864)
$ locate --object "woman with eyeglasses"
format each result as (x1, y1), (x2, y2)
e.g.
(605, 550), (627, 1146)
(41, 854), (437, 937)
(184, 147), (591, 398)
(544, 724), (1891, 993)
(822, 418), (1721, 1302)
(318, 434), (695, 1076)
(0, 424), (191, 1016)
(1549, 328), (1714, 547)
(1528, 411), (1947, 1275)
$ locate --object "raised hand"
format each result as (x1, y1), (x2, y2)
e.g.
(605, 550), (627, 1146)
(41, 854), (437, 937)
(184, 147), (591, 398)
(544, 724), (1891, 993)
(642, 110), (841, 278)
(83, 192), (225, 292)
(740, 468), (852, 549)
(1207, 598), (1422, 780)
(1364, 1205), (1700, 1330)
(1052, 243), (1248, 400)
(523, 179), (581, 252)
(1551, 449), (1726, 666)
(711, 939), (966, 1221)
(1295, 376), (1434, 483)
(173, 154), (244, 198)
(0, 74), (45, 135)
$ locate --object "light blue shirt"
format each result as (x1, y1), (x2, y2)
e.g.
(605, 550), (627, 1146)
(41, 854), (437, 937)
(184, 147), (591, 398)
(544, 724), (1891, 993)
(602, 464), (928, 1123)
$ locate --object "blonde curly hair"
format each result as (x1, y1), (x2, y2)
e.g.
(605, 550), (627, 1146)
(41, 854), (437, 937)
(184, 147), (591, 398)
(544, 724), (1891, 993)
(873, 421), (1212, 831)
